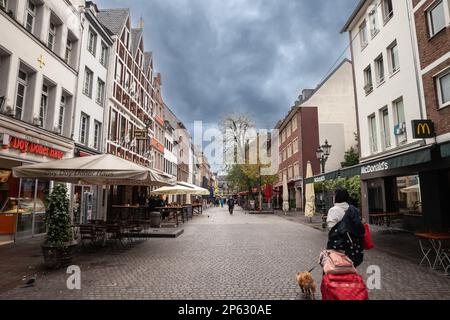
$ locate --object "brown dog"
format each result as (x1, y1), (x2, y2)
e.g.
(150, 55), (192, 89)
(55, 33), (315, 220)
(296, 272), (316, 300)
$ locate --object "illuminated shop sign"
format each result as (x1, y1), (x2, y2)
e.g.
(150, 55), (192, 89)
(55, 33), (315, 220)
(4, 135), (64, 159)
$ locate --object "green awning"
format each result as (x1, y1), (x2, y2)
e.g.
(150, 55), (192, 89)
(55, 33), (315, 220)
(305, 147), (432, 184)
(441, 143), (450, 158)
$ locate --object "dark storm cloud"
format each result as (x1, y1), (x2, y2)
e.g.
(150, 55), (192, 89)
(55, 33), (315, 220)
(96, 0), (358, 129)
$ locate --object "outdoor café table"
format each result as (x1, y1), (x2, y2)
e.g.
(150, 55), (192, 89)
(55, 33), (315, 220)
(415, 232), (450, 270)
(156, 206), (183, 225)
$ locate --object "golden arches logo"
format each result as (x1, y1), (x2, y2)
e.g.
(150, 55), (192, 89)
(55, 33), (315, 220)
(417, 123), (431, 136)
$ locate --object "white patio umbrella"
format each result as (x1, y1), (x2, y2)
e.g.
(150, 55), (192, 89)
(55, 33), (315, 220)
(12, 154), (173, 187)
(177, 182), (211, 196)
(282, 173), (289, 215)
(150, 184), (195, 195)
(304, 161), (316, 222)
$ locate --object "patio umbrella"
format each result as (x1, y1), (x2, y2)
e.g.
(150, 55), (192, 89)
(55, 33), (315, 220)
(150, 184), (195, 195)
(12, 154), (173, 187)
(304, 161), (316, 222)
(177, 182), (211, 196)
(282, 173), (289, 215)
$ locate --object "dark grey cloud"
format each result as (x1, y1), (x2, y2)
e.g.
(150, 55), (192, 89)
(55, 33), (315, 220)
(96, 0), (359, 130)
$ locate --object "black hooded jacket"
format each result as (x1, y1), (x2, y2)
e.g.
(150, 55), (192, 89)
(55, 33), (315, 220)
(327, 205), (366, 267)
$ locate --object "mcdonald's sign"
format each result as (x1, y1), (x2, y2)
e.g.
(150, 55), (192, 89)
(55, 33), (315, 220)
(412, 120), (435, 139)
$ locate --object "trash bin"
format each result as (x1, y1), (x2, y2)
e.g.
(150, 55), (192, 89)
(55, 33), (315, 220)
(150, 212), (161, 228)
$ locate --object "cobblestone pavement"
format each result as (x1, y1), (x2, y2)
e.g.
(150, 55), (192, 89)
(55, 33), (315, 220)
(1, 206), (449, 300)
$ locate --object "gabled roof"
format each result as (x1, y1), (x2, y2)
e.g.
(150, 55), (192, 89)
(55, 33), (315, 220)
(131, 28), (143, 56)
(341, 0), (367, 33)
(97, 8), (129, 36)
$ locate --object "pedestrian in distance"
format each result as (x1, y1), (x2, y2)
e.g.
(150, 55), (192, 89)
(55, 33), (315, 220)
(228, 197), (235, 215)
(326, 188), (365, 267)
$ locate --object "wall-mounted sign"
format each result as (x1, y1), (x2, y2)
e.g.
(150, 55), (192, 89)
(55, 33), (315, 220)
(5, 135), (64, 159)
(360, 161), (389, 174)
(134, 129), (147, 140)
(412, 120), (435, 139)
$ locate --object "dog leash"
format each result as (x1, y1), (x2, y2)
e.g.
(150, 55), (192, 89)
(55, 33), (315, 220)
(308, 263), (320, 273)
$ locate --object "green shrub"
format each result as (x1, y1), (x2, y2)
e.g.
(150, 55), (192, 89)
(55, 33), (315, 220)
(45, 184), (73, 247)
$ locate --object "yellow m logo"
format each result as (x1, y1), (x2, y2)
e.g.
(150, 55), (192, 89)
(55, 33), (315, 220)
(417, 123), (431, 135)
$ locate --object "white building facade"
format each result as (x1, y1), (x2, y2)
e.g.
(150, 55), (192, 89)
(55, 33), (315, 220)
(0, 0), (83, 242)
(299, 59), (358, 172)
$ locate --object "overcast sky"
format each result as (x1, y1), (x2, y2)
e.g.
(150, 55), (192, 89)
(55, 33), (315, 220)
(96, 0), (358, 131)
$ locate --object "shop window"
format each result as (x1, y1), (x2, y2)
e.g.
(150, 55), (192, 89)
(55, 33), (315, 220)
(396, 175), (422, 215)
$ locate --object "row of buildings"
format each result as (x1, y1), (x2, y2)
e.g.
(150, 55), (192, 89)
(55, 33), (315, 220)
(275, 0), (450, 232)
(0, 0), (212, 243)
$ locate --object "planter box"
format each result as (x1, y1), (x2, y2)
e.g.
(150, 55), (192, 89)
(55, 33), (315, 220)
(41, 242), (78, 269)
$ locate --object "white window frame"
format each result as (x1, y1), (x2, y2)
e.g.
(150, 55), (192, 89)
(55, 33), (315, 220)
(359, 20), (368, 49)
(47, 21), (56, 51)
(94, 121), (101, 150)
(15, 70), (28, 120)
(369, 6), (380, 38)
(382, 0), (394, 24)
(80, 113), (89, 145)
(65, 39), (72, 64)
(368, 114), (378, 153)
(87, 29), (97, 56)
(427, 0), (448, 38)
(58, 95), (65, 134)
(96, 78), (105, 105)
(0, 0), (7, 10)
(380, 107), (391, 149)
(83, 68), (93, 97)
(39, 84), (48, 128)
(25, 0), (36, 34)
(364, 65), (373, 94)
(375, 54), (385, 84)
(388, 41), (400, 74)
(100, 42), (108, 67)
(436, 68), (450, 109)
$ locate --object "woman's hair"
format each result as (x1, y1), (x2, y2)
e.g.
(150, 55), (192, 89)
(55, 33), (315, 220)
(334, 188), (350, 204)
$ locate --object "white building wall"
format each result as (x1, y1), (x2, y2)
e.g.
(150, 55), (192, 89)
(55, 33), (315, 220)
(349, 0), (423, 160)
(73, 10), (110, 152)
(301, 60), (357, 172)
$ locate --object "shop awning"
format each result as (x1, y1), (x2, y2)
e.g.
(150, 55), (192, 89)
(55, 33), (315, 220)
(12, 154), (174, 187)
(441, 143), (450, 158)
(305, 147), (433, 184)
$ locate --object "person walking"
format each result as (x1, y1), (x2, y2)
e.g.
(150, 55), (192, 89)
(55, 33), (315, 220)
(228, 197), (235, 215)
(326, 188), (365, 267)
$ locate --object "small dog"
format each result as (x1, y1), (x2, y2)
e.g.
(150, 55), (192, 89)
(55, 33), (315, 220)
(296, 272), (316, 300)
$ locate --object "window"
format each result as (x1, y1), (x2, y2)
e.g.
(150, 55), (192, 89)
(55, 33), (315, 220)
(292, 116), (297, 131)
(110, 110), (118, 141)
(100, 42), (108, 67)
(382, 0), (394, 23)
(96, 79), (105, 105)
(380, 108), (391, 149)
(388, 41), (400, 74)
(39, 85), (48, 128)
(294, 162), (300, 178)
(80, 113), (89, 145)
(94, 121), (101, 150)
(293, 139), (298, 154)
(15, 70), (27, 120)
(58, 96), (65, 134)
(83, 68), (93, 97)
(0, 0), (7, 10)
(364, 65), (373, 94)
(369, 7), (379, 37)
(359, 20), (368, 48)
(65, 39), (72, 64)
(368, 114), (378, 153)
(115, 60), (123, 82)
(437, 70), (450, 108)
(375, 55), (385, 84)
(87, 29), (97, 56)
(287, 143), (292, 158)
(428, 0), (446, 37)
(393, 98), (407, 144)
(25, 0), (36, 33)
(47, 22), (56, 51)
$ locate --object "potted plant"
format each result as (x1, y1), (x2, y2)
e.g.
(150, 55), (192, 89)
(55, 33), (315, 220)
(41, 184), (77, 269)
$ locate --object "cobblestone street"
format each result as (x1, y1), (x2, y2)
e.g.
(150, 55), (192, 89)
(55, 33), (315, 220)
(1, 206), (449, 300)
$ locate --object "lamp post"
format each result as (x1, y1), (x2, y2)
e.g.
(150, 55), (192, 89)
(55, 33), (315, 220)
(316, 140), (332, 227)
(316, 140), (332, 174)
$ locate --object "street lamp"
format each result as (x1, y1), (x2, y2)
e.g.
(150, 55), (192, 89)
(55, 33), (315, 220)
(316, 140), (332, 174)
